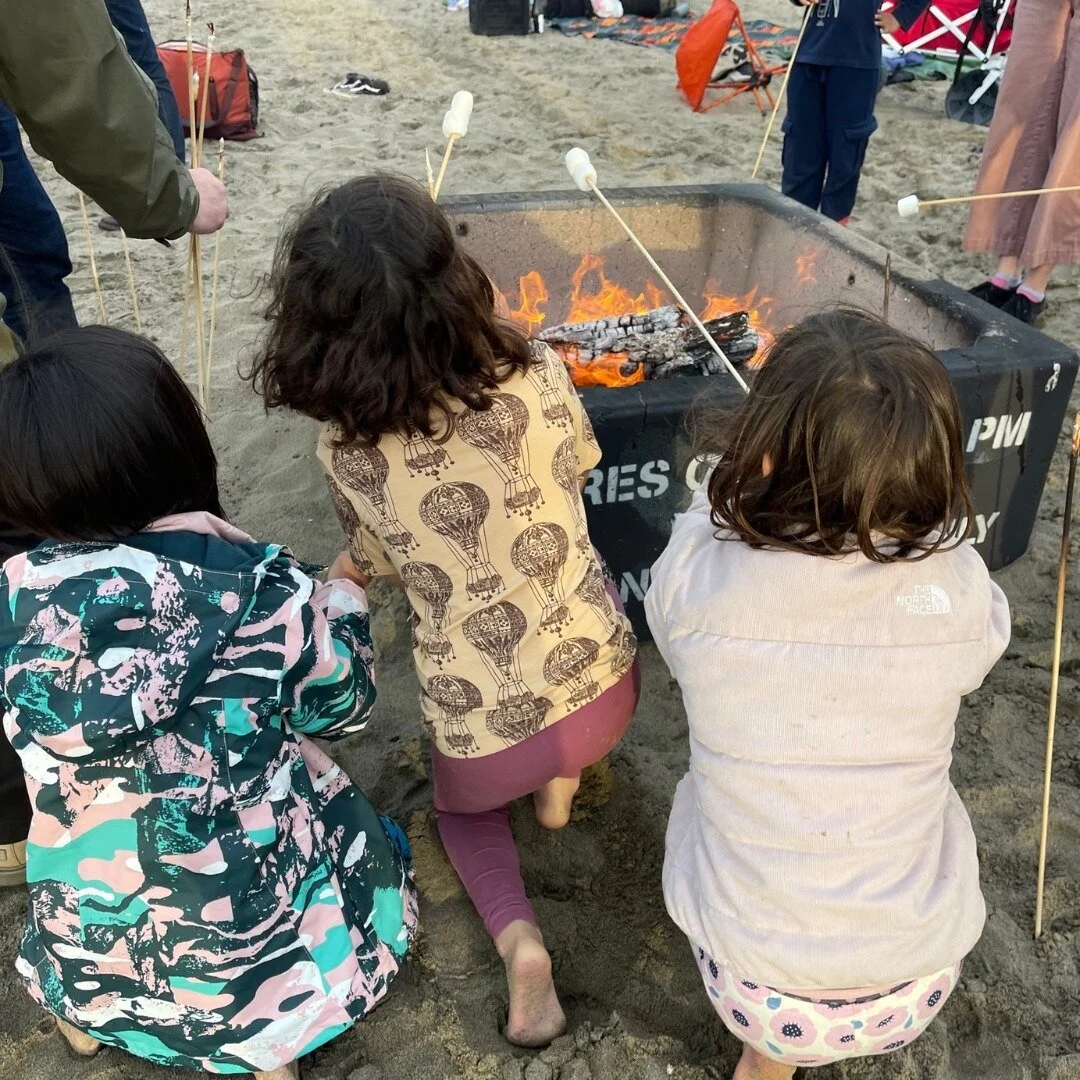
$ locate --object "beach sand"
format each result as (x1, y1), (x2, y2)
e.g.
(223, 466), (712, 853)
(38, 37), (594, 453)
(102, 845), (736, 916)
(2, 0), (1080, 1076)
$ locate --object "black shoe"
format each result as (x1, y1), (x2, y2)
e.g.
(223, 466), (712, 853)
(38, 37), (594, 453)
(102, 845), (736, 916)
(968, 279), (1016, 309)
(1001, 290), (1046, 325)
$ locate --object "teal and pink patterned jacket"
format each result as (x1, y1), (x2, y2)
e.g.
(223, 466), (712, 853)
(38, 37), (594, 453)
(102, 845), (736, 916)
(0, 514), (417, 1074)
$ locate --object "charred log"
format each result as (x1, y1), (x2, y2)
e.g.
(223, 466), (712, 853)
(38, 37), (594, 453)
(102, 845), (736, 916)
(540, 305), (759, 382)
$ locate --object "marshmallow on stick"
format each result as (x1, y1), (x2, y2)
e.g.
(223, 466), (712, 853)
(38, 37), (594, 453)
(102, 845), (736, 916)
(563, 148), (749, 395)
(898, 183), (1080, 218)
(432, 91), (473, 201)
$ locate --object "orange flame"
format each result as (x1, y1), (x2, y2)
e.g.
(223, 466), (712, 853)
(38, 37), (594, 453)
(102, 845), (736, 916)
(508, 254), (778, 385)
(565, 254), (666, 324)
(508, 271), (549, 333)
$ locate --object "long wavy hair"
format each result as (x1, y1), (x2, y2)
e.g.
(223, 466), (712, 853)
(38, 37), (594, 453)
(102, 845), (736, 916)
(248, 173), (534, 445)
(698, 309), (973, 562)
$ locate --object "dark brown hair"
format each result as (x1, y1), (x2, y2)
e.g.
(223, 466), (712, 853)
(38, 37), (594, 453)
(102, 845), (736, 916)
(700, 309), (973, 562)
(0, 327), (223, 541)
(249, 173), (534, 445)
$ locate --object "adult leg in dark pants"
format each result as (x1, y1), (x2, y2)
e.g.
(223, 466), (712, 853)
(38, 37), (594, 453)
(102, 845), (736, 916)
(0, 104), (78, 344)
(781, 63), (829, 215)
(819, 66), (880, 223)
(105, 0), (186, 162)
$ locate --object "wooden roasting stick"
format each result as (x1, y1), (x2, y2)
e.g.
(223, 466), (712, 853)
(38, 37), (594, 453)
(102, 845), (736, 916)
(431, 91), (473, 202)
(206, 138), (226, 396)
(898, 184), (1080, 218)
(77, 192), (108, 324)
(565, 149), (750, 395)
(750, 9), (810, 180)
(121, 231), (143, 332)
(1034, 410), (1080, 939)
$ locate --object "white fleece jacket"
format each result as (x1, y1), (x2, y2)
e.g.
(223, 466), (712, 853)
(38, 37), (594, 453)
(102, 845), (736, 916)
(646, 488), (1010, 989)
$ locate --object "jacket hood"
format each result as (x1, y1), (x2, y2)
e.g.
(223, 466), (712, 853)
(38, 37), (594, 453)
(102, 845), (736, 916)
(0, 529), (288, 766)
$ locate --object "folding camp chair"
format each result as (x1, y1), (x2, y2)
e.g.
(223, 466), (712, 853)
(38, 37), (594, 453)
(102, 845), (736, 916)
(676, 0), (786, 114)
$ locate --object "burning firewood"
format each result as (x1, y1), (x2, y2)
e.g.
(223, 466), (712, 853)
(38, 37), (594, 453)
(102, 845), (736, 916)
(539, 305), (759, 386)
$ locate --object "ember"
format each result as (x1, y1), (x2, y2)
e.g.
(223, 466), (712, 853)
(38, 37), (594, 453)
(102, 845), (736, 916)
(508, 254), (777, 388)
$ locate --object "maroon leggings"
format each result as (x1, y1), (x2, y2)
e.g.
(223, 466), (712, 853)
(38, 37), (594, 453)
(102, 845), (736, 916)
(433, 594), (640, 940)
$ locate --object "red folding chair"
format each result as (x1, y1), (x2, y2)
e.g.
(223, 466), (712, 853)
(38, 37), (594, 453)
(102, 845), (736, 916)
(676, 0), (785, 114)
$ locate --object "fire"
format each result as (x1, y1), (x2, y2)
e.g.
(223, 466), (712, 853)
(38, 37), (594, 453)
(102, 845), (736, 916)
(565, 254), (666, 324)
(508, 254), (778, 384)
(701, 283), (776, 369)
(508, 271), (548, 333)
(561, 346), (645, 389)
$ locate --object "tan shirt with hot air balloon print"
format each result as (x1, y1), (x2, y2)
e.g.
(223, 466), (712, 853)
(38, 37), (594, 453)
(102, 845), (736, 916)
(318, 345), (637, 759)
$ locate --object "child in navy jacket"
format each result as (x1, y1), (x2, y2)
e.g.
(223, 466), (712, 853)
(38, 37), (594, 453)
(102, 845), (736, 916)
(781, 0), (929, 222)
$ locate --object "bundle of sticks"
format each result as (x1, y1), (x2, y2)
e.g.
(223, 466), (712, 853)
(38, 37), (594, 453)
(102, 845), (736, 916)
(539, 305), (760, 381)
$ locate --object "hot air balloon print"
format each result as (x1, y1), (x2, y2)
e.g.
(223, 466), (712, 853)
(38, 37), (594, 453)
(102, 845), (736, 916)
(324, 476), (377, 576)
(574, 559), (615, 628)
(552, 437), (590, 554)
(396, 432), (452, 479)
(525, 355), (572, 430)
(510, 523), (571, 633)
(456, 394), (542, 519)
(609, 625), (637, 680)
(419, 483), (503, 601)
(425, 675), (482, 756)
(544, 637), (602, 709)
(332, 445), (417, 555)
(462, 601), (531, 708)
(486, 692), (552, 747)
(400, 562), (455, 666)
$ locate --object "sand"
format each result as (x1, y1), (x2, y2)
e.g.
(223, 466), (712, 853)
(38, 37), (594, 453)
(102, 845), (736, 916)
(2, 0), (1079, 1076)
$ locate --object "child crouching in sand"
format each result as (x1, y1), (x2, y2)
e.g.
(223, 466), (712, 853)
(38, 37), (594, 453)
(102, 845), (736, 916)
(0, 328), (416, 1079)
(251, 174), (640, 1047)
(647, 311), (1010, 1078)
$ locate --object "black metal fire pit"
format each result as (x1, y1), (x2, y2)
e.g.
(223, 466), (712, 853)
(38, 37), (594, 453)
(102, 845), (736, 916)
(445, 184), (1079, 639)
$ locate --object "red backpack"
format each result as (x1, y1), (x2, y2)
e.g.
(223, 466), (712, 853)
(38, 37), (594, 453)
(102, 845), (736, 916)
(157, 42), (260, 141)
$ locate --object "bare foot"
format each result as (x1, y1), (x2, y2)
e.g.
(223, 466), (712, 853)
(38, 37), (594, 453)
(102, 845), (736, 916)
(495, 920), (566, 1048)
(56, 1018), (101, 1057)
(254, 1062), (300, 1080)
(732, 1046), (794, 1080)
(533, 774), (580, 830)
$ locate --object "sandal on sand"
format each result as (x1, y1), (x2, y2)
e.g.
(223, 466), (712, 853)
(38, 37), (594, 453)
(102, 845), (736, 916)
(0, 840), (26, 887)
(327, 73), (390, 97)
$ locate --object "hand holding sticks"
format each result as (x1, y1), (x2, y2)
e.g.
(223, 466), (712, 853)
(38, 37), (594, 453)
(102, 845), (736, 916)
(565, 148), (750, 395)
(1034, 411), (1080, 939)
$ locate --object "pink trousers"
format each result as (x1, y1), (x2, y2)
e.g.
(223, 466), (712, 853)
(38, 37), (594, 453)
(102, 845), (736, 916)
(432, 589), (640, 940)
(963, 0), (1080, 266)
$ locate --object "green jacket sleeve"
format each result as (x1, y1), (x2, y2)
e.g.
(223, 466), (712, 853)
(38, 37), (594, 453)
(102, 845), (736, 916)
(0, 0), (198, 240)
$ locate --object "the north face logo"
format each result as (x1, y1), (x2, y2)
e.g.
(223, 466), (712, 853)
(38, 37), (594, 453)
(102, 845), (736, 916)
(896, 585), (952, 615)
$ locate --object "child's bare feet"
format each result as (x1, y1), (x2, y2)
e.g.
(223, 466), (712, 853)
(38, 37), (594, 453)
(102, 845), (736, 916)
(533, 774), (580, 829)
(495, 920), (566, 1047)
(56, 1018), (101, 1057)
(732, 1046), (794, 1080)
(254, 1063), (300, 1080)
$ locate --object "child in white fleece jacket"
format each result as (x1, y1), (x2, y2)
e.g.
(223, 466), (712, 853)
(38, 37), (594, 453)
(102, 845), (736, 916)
(646, 310), (1010, 1079)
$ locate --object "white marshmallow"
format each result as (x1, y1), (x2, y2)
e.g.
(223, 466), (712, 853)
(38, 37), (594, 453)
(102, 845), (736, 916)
(565, 147), (597, 192)
(897, 194), (921, 218)
(442, 91), (474, 138)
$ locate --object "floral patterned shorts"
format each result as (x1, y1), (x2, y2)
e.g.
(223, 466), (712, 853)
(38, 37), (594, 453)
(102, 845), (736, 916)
(693, 945), (963, 1067)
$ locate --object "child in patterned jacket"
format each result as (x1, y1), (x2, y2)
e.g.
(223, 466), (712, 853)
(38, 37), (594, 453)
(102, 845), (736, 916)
(250, 173), (640, 1048)
(0, 327), (416, 1080)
